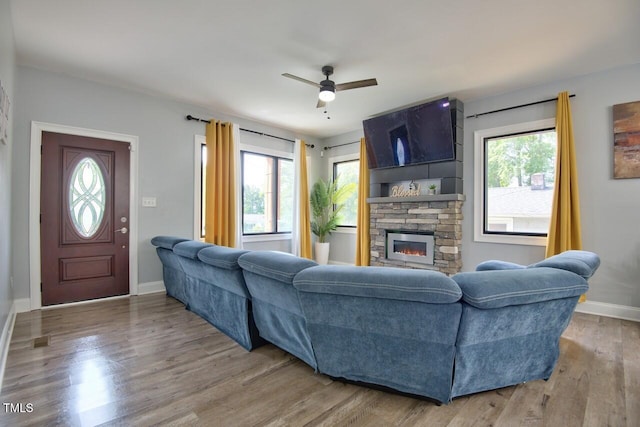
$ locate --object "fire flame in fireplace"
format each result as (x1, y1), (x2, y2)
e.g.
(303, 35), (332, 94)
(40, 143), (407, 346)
(394, 248), (427, 256)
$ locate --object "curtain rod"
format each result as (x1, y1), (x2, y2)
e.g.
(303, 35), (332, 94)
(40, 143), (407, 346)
(466, 94), (576, 119)
(186, 115), (314, 148)
(323, 140), (360, 151)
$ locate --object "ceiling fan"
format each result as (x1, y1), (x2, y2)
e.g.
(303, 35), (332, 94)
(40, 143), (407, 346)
(282, 65), (378, 108)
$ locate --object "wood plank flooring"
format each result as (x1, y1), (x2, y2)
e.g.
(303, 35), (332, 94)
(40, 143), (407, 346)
(1, 294), (638, 426)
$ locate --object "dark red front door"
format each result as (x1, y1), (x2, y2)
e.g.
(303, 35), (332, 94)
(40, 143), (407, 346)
(40, 131), (130, 306)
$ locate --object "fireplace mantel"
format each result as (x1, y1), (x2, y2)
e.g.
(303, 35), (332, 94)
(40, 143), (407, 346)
(367, 193), (465, 204)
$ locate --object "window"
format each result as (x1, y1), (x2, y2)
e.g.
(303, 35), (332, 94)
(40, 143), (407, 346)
(332, 159), (359, 227)
(474, 118), (556, 245)
(241, 151), (293, 235)
(194, 136), (294, 240)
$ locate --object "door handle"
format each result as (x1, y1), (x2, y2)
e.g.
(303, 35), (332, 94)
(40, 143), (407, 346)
(115, 227), (128, 234)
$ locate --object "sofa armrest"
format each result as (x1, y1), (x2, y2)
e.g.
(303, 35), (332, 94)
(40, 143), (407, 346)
(529, 250), (600, 279)
(452, 267), (588, 309)
(151, 235), (190, 250)
(475, 260), (526, 271)
(294, 265), (462, 304)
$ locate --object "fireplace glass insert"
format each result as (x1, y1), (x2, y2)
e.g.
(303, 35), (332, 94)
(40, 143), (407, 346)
(386, 231), (434, 265)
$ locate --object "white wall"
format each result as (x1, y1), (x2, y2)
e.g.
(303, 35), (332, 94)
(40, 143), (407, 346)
(12, 66), (321, 300)
(0, 0), (16, 334)
(463, 63), (640, 308)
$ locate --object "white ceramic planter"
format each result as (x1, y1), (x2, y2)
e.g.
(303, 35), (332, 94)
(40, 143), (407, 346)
(314, 242), (330, 265)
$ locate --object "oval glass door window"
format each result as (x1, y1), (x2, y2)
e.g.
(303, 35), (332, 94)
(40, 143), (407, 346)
(69, 157), (106, 238)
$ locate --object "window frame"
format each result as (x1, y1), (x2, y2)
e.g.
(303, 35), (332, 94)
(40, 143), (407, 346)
(194, 137), (293, 242)
(473, 118), (556, 246)
(240, 148), (294, 236)
(328, 153), (359, 233)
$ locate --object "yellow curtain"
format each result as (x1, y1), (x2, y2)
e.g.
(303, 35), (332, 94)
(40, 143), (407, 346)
(546, 92), (584, 301)
(298, 141), (313, 259)
(205, 120), (236, 247)
(355, 138), (370, 266)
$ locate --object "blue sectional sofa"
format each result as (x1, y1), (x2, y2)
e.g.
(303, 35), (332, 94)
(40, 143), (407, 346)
(150, 236), (189, 304)
(152, 236), (599, 403)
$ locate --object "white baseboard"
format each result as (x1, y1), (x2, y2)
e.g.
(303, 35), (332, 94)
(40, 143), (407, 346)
(138, 281), (166, 295)
(14, 298), (31, 314)
(575, 300), (640, 322)
(0, 302), (17, 393)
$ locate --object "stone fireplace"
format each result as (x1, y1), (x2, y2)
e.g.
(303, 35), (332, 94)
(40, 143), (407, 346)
(368, 194), (464, 275)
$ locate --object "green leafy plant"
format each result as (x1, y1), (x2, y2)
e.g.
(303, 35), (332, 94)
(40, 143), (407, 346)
(429, 184), (437, 190)
(310, 177), (357, 243)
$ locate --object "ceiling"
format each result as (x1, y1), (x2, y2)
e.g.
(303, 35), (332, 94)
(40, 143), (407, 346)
(10, 0), (640, 138)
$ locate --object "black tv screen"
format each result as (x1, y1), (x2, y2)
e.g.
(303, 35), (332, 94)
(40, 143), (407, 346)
(363, 97), (455, 169)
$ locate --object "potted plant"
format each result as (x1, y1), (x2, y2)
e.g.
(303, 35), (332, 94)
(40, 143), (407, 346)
(428, 184), (437, 195)
(310, 177), (356, 264)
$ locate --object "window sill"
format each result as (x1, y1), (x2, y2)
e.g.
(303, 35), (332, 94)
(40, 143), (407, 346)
(474, 232), (547, 246)
(242, 233), (292, 243)
(333, 227), (357, 235)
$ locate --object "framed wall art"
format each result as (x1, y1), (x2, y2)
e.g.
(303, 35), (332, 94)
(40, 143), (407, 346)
(613, 100), (640, 179)
(0, 78), (9, 145)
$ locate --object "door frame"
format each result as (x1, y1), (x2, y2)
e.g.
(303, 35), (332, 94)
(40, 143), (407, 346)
(29, 121), (139, 310)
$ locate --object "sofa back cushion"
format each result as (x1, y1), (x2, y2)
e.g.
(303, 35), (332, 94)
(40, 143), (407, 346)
(173, 241), (214, 260)
(294, 265), (462, 403)
(294, 265), (461, 304)
(529, 250), (600, 279)
(453, 267), (588, 309)
(151, 235), (189, 250)
(238, 251), (317, 285)
(198, 246), (248, 270)
(237, 251), (319, 369)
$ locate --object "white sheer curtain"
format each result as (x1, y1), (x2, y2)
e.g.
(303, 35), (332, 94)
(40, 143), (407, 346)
(292, 139), (303, 256)
(233, 124), (243, 249)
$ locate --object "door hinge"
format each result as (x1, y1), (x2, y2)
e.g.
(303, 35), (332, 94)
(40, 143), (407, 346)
(40, 213), (42, 224)
(40, 283), (43, 292)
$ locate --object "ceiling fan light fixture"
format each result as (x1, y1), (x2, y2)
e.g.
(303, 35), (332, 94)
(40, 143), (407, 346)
(318, 79), (336, 102)
(319, 84), (335, 102)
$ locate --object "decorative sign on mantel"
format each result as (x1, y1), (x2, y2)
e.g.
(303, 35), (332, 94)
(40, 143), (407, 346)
(389, 179), (440, 197)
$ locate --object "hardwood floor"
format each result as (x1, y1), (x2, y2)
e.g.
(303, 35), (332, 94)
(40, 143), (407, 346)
(1, 294), (638, 426)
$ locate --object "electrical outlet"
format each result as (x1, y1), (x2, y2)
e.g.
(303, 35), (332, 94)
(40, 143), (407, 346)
(142, 197), (157, 207)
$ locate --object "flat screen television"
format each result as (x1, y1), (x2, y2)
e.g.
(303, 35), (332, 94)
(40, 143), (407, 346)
(363, 97), (455, 169)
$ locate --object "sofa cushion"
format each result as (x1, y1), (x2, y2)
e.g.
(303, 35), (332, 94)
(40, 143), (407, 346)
(453, 267), (588, 309)
(294, 265), (462, 304)
(237, 251), (317, 284)
(529, 250), (600, 279)
(475, 260), (526, 271)
(173, 241), (214, 259)
(198, 246), (249, 270)
(150, 235), (189, 250)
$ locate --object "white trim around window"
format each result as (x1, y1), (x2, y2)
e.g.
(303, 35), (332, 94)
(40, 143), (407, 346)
(473, 118), (554, 246)
(193, 134), (205, 240)
(327, 152), (360, 230)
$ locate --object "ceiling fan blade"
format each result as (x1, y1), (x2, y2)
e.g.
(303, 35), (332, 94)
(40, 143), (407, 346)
(316, 99), (326, 109)
(335, 78), (378, 91)
(282, 73), (321, 88)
